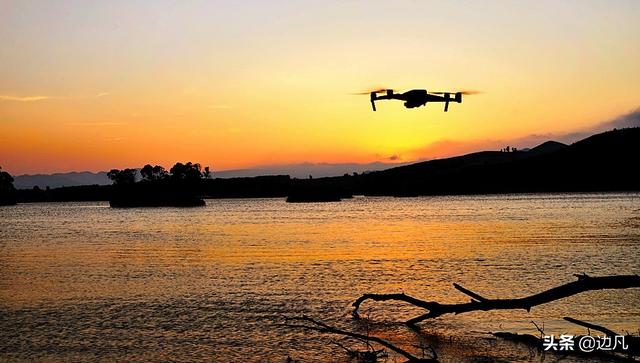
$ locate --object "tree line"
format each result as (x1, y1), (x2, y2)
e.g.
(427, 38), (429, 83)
(107, 162), (211, 185)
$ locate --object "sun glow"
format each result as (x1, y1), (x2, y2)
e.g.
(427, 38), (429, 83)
(1, 1), (639, 174)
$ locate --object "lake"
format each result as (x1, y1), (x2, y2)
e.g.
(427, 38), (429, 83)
(1, 193), (639, 362)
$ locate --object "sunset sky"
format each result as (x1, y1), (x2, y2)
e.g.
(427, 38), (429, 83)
(1, 0), (639, 175)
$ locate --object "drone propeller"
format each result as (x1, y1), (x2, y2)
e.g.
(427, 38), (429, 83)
(431, 90), (481, 95)
(351, 88), (393, 95)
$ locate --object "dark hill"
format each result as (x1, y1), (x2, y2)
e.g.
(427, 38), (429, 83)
(356, 128), (639, 196)
(377, 138), (566, 179)
(527, 140), (567, 156)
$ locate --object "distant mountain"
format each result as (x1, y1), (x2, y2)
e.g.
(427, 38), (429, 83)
(214, 162), (407, 179)
(14, 171), (111, 189)
(13, 162), (406, 189)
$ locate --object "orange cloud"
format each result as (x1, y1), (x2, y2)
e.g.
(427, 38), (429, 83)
(0, 93), (109, 102)
(0, 95), (50, 102)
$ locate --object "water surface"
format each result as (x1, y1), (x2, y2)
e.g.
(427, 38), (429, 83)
(1, 193), (639, 361)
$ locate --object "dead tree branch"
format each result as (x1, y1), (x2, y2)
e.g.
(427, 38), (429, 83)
(352, 274), (640, 325)
(285, 316), (438, 362)
(453, 283), (489, 302)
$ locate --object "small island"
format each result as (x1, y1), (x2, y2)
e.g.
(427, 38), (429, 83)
(286, 179), (351, 203)
(107, 162), (209, 208)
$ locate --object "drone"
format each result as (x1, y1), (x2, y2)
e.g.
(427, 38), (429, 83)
(356, 88), (478, 112)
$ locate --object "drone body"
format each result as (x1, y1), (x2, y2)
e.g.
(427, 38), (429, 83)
(368, 89), (468, 112)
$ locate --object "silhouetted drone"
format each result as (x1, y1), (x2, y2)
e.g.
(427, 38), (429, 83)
(355, 88), (479, 112)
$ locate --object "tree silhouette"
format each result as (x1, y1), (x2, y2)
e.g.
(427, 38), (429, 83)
(107, 168), (137, 185)
(0, 166), (17, 205)
(140, 164), (168, 181)
(170, 162), (206, 181)
(108, 162), (210, 207)
(153, 165), (168, 179)
(140, 164), (153, 181)
(108, 162), (211, 186)
(0, 166), (15, 191)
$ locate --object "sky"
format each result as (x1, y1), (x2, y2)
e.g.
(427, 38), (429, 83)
(1, 0), (639, 175)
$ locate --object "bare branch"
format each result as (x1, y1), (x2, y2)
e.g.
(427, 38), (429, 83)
(530, 320), (545, 338)
(453, 283), (489, 302)
(352, 274), (640, 325)
(285, 316), (438, 362)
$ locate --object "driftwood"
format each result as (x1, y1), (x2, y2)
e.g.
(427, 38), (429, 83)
(352, 274), (640, 325)
(285, 316), (438, 362)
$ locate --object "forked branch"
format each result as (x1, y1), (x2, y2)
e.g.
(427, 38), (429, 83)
(352, 274), (640, 325)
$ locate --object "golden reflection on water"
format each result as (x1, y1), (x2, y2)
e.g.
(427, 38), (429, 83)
(1, 193), (639, 361)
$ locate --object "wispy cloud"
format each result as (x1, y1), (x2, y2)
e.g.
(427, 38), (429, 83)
(0, 92), (110, 102)
(0, 95), (50, 102)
